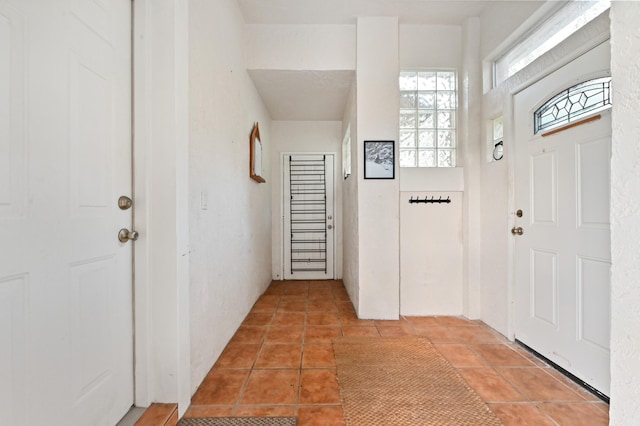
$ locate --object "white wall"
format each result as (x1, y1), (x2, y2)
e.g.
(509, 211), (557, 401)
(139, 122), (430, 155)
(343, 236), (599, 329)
(479, 1), (546, 60)
(478, 10), (610, 336)
(356, 17), (400, 319)
(397, 23), (469, 318)
(188, 0), (272, 395)
(398, 24), (463, 191)
(460, 17), (483, 319)
(400, 24), (461, 70)
(245, 24), (355, 70)
(133, 0), (191, 413)
(270, 121), (344, 280)
(342, 84), (359, 307)
(400, 192), (463, 315)
(610, 2), (640, 423)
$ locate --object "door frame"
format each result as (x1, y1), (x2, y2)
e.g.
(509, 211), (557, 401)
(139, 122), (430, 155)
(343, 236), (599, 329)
(131, 0), (191, 414)
(280, 152), (337, 281)
(506, 39), (611, 341)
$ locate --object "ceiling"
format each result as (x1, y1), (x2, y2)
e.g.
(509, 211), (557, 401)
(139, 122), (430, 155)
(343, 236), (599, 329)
(239, 1), (492, 121)
(248, 70), (355, 121)
(237, 0), (491, 25)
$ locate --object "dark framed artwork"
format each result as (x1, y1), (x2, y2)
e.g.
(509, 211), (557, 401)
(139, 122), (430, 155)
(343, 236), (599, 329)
(364, 140), (395, 179)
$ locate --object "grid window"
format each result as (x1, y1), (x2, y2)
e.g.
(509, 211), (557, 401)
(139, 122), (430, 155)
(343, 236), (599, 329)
(399, 71), (457, 167)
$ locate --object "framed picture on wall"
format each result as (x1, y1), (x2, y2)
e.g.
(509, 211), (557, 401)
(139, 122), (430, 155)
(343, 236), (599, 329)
(364, 140), (395, 179)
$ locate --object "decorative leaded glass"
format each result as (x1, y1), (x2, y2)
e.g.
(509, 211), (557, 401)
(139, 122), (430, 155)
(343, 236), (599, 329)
(534, 77), (612, 134)
(399, 71), (457, 167)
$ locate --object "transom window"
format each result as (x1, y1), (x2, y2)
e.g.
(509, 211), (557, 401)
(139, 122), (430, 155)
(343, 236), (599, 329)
(534, 76), (612, 134)
(399, 71), (457, 167)
(493, 0), (610, 87)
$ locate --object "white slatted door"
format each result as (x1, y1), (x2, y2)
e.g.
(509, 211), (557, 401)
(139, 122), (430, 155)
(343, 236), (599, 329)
(0, 1), (134, 424)
(284, 154), (335, 280)
(513, 42), (611, 396)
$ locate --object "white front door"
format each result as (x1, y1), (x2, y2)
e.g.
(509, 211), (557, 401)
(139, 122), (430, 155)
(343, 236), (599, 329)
(513, 42), (611, 396)
(0, 1), (134, 424)
(283, 154), (335, 280)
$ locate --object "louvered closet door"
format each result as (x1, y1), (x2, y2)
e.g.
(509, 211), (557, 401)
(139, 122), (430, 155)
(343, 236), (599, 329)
(283, 154), (335, 280)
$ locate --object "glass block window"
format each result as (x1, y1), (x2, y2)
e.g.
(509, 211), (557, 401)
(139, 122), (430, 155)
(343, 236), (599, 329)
(399, 71), (457, 167)
(534, 77), (612, 134)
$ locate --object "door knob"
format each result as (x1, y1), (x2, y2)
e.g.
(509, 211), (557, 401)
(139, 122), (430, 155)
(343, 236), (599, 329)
(118, 195), (133, 210)
(511, 226), (524, 236)
(327, 224), (333, 230)
(118, 228), (139, 243)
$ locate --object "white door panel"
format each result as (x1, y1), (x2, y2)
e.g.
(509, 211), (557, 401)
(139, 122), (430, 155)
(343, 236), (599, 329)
(0, 1), (133, 425)
(283, 154), (335, 280)
(514, 42), (611, 396)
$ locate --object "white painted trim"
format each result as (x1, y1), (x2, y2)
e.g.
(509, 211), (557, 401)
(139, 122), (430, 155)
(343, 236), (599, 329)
(505, 93), (517, 341)
(281, 152), (337, 281)
(510, 37), (611, 98)
(132, 0), (151, 407)
(483, 1), (564, 92)
(132, 0), (191, 414)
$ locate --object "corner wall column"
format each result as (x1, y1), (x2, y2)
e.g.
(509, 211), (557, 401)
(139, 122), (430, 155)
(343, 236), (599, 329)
(355, 17), (400, 319)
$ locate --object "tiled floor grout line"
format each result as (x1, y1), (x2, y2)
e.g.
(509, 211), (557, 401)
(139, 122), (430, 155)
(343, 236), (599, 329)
(230, 330), (262, 416)
(491, 355), (585, 404)
(181, 281), (609, 425)
(295, 296), (307, 417)
(231, 292), (282, 416)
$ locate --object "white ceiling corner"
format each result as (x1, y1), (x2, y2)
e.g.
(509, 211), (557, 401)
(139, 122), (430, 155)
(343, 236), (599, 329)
(248, 69), (355, 121)
(240, 0), (492, 121)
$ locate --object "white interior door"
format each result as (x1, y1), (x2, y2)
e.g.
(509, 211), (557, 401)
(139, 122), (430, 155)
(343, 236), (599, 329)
(0, 1), (134, 425)
(283, 154), (335, 280)
(513, 42), (611, 396)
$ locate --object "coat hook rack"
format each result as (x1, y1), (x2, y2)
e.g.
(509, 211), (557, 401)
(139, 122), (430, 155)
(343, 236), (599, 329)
(409, 196), (451, 204)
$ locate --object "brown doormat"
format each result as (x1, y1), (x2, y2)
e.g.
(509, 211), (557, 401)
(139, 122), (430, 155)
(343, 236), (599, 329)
(177, 418), (297, 426)
(333, 337), (503, 426)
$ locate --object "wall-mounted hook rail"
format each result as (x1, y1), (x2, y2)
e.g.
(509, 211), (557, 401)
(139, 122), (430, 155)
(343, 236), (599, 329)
(408, 196), (451, 204)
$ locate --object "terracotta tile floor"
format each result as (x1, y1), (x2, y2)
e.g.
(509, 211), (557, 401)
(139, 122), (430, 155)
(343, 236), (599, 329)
(183, 280), (609, 425)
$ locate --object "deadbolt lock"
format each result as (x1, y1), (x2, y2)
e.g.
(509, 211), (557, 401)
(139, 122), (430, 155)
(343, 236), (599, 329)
(516, 209), (523, 218)
(118, 195), (133, 210)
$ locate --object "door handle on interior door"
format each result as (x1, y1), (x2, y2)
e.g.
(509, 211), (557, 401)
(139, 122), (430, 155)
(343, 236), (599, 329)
(118, 228), (139, 243)
(327, 225), (333, 230)
(118, 195), (133, 210)
(511, 227), (524, 236)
